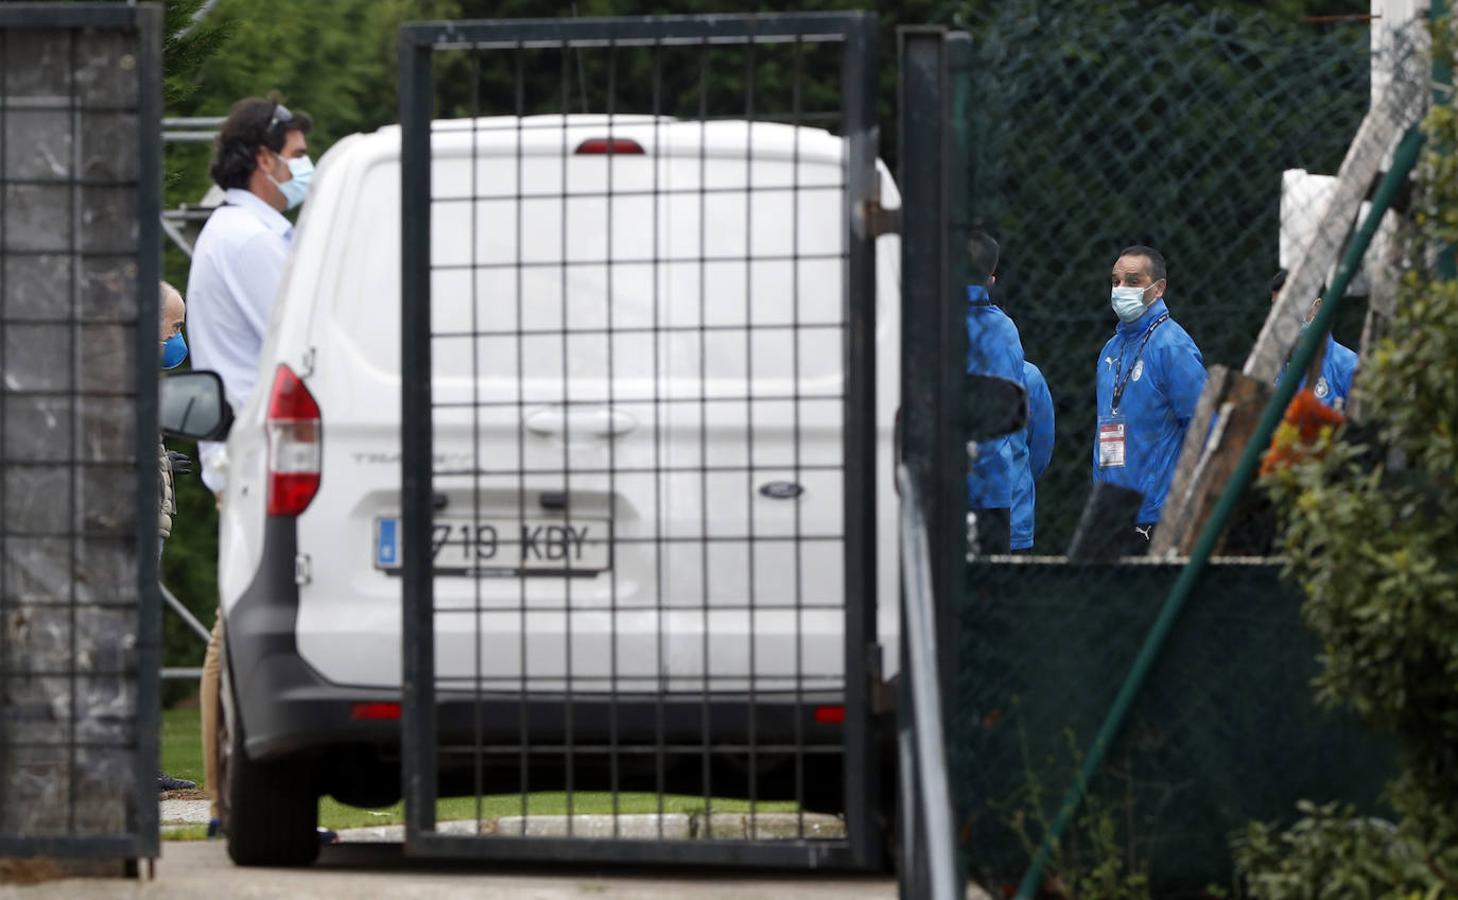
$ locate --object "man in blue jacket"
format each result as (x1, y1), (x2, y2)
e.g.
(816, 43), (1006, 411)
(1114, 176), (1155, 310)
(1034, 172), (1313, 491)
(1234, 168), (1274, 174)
(1011, 360), (1054, 552)
(965, 230), (1027, 554)
(1270, 268), (1359, 410)
(1092, 245), (1207, 552)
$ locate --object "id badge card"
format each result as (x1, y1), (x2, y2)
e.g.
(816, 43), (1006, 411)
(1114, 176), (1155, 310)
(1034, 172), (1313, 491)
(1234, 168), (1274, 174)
(1098, 417), (1127, 469)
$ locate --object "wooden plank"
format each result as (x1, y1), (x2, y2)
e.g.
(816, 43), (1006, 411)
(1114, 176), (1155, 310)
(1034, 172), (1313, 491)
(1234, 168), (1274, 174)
(1151, 368), (1272, 558)
(1150, 366), (1229, 558)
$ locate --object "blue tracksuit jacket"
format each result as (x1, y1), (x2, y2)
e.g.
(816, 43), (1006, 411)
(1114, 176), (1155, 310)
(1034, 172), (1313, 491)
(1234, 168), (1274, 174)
(1091, 299), (1207, 526)
(1010, 361), (1054, 551)
(965, 285), (1026, 510)
(1277, 333), (1358, 410)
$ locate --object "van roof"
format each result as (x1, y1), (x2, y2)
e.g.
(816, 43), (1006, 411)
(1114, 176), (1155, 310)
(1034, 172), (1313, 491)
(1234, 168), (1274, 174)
(369, 114), (848, 160)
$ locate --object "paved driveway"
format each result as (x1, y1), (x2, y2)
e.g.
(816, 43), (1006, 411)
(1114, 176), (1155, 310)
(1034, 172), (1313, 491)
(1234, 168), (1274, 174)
(1, 842), (900, 899)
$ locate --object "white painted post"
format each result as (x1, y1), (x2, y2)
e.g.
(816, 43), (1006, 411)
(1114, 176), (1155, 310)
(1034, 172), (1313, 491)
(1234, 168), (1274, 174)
(1372, 0), (1426, 111)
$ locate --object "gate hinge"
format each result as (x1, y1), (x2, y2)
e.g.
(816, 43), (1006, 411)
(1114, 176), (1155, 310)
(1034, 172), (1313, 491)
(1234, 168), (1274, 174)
(861, 199), (902, 238)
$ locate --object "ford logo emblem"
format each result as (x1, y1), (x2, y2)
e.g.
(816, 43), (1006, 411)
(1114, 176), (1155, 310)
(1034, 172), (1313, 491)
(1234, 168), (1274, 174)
(758, 481), (804, 500)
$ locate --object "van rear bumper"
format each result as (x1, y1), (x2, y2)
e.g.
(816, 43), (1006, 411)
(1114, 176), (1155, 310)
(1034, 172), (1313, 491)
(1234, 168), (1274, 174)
(242, 673), (849, 762)
(227, 520), (850, 762)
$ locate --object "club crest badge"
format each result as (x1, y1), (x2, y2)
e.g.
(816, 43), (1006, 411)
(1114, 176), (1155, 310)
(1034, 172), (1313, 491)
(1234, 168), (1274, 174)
(1315, 376), (1330, 399)
(1131, 359), (1144, 382)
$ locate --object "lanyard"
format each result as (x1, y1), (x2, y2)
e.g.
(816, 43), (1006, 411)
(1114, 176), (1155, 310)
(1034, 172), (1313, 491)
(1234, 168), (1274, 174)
(1111, 313), (1168, 414)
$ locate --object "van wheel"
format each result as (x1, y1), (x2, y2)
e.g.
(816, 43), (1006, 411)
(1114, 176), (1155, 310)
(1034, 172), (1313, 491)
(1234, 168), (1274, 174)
(220, 694), (319, 867)
(801, 769), (843, 814)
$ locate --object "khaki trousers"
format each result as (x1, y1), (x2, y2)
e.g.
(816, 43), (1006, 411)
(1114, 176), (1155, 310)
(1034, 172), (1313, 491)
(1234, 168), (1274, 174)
(201, 489), (225, 821)
(200, 611), (223, 821)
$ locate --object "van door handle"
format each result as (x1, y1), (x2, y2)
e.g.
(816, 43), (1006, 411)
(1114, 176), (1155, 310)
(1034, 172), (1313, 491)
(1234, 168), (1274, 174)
(524, 406), (637, 438)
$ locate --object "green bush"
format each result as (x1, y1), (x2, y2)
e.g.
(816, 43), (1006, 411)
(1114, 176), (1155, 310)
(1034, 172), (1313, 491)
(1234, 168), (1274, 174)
(1234, 802), (1434, 899)
(1245, 23), (1458, 896)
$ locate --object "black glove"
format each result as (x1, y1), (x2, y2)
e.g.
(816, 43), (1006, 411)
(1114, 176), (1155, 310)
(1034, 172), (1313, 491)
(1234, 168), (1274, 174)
(167, 450), (193, 477)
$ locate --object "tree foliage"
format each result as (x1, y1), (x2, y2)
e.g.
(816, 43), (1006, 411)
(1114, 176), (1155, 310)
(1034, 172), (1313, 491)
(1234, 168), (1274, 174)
(161, 0), (234, 109)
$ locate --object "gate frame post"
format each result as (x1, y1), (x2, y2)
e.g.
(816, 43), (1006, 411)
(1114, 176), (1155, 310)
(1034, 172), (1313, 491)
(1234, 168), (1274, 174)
(134, 2), (165, 863)
(842, 11), (885, 874)
(897, 26), (970, 899)
(0, 2), (163, 865)
(399, 27), (438, 846)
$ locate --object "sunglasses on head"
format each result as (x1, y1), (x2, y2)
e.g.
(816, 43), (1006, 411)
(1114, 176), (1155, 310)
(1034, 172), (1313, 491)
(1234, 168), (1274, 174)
(267, 103), (294, 140)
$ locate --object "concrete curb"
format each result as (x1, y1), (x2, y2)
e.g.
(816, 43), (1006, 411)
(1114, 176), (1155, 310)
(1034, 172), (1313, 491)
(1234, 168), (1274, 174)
(334, 813), (846, 843)
(160, 799), (848, 845)
(161, 799), (212, 826)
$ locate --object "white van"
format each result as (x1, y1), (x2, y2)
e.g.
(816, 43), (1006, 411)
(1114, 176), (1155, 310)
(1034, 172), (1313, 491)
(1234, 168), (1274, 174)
(212, 114), (901, 864)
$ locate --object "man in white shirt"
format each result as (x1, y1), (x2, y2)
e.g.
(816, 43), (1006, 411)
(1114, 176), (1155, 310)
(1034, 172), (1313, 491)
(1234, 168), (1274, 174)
(187, 96), (314, 835)
(189, 97), (314, 492)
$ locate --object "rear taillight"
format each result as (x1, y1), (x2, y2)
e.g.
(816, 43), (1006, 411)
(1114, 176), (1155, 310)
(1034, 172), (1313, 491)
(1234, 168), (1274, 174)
(814, 704), (846, 725)
(351, 702), (401, 721)
(574, 137), (644, 155)
(265, 364), (322, 517)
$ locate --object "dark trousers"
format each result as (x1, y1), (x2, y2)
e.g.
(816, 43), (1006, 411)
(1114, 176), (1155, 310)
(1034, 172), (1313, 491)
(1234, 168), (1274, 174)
(1122, 523), (1157, 557)
(971, 507), (1012, 556)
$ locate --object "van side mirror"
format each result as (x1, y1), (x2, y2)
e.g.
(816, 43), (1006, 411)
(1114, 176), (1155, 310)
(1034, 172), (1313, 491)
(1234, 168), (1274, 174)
(161, 371), (233, 442)
(964, 374), (1027, 442)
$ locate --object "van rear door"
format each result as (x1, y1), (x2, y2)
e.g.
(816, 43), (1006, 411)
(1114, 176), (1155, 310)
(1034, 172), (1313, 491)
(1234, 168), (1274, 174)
(296, 119), (857, 699)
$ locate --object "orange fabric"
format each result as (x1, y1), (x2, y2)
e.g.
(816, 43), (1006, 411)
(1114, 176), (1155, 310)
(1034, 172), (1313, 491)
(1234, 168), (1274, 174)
(1260, 387), (1346, 477)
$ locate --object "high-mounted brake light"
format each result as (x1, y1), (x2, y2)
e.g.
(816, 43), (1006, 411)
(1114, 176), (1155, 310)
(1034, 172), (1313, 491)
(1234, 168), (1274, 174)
(574, 137), (645, 156)
(265, 364), (322, 517)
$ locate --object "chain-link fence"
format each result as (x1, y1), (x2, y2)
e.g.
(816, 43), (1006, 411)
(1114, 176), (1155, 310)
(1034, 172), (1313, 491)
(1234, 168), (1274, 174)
(960, 2), (1420, 553)
(947, 1), (1432, 893)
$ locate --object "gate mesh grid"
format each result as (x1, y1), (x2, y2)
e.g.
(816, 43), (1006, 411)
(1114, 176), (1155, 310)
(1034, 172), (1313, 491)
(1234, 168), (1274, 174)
(0, 8), (159, 856)
(401, 15), (880, 862)
(949, 3), (1429, 893)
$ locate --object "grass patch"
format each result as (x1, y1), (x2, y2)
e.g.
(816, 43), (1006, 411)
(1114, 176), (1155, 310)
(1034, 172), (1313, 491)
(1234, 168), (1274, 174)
(162, 707), (798, 833)
(321, 792), (797, 831)
(161, 825), (211, 842)
(161, 706), (204, 787)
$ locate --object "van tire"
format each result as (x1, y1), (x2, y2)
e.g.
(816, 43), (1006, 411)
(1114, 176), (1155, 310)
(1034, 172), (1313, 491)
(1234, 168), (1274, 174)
(221, 695), (319, 867)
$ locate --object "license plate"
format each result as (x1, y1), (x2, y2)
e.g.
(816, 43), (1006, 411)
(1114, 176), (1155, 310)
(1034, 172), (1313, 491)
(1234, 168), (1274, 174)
(374, 517), (610, 574)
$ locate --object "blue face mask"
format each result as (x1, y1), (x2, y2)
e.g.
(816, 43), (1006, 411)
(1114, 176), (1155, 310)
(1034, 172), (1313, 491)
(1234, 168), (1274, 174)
(270, 154), (314, 210)
(161, 332), (188, 369)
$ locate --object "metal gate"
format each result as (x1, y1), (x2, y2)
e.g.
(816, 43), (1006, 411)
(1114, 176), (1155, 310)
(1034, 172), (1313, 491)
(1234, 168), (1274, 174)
(398, 13), (884, 868)
(0, 3), (162, 865)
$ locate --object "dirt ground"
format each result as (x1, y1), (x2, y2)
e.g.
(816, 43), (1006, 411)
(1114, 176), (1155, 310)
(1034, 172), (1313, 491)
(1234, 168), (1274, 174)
(0, 841), (902, 899)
